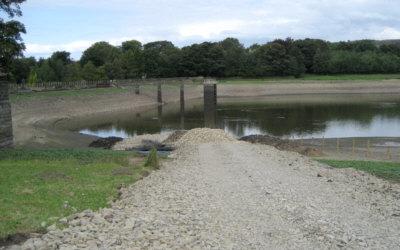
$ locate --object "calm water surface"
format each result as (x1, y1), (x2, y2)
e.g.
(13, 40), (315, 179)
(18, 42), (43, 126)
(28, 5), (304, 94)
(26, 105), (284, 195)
(79, 96), (400, 139)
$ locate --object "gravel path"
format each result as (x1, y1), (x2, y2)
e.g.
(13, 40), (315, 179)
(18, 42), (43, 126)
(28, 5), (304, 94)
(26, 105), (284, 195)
(10, 140), (400, 249)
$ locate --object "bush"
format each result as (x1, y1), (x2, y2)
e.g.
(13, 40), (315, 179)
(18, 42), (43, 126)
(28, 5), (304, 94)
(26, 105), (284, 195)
(145, 147), (159, 169)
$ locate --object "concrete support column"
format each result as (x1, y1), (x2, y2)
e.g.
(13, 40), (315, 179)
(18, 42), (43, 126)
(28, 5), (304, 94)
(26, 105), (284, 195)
(180, 84), (185, 129)
(204, 83), (217, 128)
(0, 73), (13, 148)
(157, 83), (162, 104)
(135, 84), (140, 94)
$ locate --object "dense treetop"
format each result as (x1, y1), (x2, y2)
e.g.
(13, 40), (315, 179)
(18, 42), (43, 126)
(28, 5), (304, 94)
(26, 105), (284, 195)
(10, 37), (400, 83)
(0, 0), (26, 73)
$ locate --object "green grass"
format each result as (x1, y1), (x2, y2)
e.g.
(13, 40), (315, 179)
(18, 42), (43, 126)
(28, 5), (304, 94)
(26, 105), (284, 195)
(0, 149), (154, 241)
(316, 159), (400, 183)
(9, 84), (194, 103)
(298, 74), (400, 80)
(218, 74), (400, 84)
(9, 87), (126, 102)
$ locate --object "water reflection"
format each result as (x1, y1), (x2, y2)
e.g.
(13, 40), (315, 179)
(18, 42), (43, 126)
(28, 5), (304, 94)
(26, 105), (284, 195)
(79, 95), (400, 139)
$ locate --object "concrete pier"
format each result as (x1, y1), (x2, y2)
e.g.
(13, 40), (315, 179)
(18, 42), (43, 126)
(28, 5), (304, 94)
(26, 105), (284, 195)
(203, 81), (217, 128)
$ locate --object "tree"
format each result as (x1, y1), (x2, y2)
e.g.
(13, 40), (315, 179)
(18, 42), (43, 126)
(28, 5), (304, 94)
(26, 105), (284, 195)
(143, 41), (175, 54)
(81, 61), (107, 81)
(254, 42), (291, 76)
(143, 41), (181, 77)
(119, 40), (143, 78)
(27, 71), (37, 86)
(65, 62), (82, 81)
(272, 37), (294, 53)
(312, 50), (331, 74)
(219, 38), (246, 76)
(121, 40), (142, 53)
(80, 42), (120, 67)
(177, 42), (224, 77)
(10, 56), (36, 83)
(48, 51), (72, 81)
(288, 46), (306, 77)
(37, 61), (58, 82)
(293, 39), (329, 72)
(0, 0), (26, 72)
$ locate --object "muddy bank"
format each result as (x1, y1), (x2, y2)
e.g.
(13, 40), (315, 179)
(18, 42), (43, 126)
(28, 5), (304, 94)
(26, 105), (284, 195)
(10, 80), (400, 149)
(11, 85), (203, 148)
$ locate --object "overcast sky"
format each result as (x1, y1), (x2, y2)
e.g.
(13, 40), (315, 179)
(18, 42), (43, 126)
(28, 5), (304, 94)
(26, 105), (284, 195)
(19, 0), (400, 59)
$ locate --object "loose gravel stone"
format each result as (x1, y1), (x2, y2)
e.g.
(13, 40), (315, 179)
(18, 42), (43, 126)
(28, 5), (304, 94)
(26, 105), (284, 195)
(6, 129), (400, 249)
(173, 128), (237, 145)
(112, 134), (170, 151)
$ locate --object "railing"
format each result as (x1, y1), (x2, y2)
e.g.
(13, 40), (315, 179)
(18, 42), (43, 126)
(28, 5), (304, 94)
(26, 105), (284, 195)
(296, 137), (400, 162)
(8, 77), (208, 93)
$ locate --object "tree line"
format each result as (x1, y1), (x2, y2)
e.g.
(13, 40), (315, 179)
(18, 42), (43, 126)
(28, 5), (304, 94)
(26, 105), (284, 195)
(10, 38), (400, 84)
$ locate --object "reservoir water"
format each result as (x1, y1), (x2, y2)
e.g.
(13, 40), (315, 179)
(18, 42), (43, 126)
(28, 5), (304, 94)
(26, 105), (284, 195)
(78, 95), (400, 139)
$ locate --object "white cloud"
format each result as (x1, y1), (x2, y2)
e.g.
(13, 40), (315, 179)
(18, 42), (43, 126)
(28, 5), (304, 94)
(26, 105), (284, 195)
(25, 35), (168, 59)
(373, 27), (400, 40)
(26, 40), (96, 54)
(22, 0), (400, 58)
(178, 20), (244, 39)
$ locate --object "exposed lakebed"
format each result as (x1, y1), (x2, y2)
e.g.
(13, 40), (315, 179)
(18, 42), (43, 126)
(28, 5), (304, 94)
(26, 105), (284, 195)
(76, 94), (400, 139)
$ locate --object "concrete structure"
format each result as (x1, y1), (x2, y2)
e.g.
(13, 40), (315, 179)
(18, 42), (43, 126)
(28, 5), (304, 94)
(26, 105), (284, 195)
(0, 73), (13, 148)
(203, 80), (217, 128)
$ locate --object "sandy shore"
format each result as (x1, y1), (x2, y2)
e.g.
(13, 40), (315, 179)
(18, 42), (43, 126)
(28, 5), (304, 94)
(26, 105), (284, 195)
(10, 80), (400, 149)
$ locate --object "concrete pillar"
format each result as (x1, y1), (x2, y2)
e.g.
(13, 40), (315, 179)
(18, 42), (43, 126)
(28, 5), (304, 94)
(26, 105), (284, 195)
(204, 83), (217, 128)
(157, 83), (162, 104)
(157, 105), (163, 119)
(180, 84), (185, 129)
(135, 84), (140, 94)
(180, 84), (184, 109)
(0, 73), (13, 148)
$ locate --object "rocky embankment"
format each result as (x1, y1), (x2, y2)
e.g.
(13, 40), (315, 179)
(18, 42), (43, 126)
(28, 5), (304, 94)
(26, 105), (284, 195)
(6, 129), (400, 249)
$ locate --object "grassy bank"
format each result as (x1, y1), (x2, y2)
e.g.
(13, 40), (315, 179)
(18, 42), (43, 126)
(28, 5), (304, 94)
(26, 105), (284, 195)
(218, 74), (400, 84)
(0, 149), (155, 242)
(9, 84), (189, 103)
(9, 87), (126, 103)
(316, 159), (400, 183)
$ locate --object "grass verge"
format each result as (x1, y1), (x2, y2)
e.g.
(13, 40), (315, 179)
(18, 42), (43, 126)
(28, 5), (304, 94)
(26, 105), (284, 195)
(316, 159), (400, 183)
(218, 74), (400, 84)
(9, 87), (126, 103)
(0, 149), (154, 242)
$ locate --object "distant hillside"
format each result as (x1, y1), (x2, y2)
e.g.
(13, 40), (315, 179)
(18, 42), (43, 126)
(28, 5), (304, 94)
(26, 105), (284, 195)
(373, 39), (400, 45)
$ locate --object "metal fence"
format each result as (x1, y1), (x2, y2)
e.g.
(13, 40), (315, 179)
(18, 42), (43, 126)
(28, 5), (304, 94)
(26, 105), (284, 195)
(299, 137), (400, 162)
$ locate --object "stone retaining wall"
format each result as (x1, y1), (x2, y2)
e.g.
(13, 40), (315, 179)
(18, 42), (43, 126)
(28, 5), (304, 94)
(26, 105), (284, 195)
(0, 73), (13, 148)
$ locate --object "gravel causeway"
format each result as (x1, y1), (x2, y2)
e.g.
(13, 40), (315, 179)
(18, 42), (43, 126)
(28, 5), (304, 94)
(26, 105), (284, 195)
(8, 129), (400, 249)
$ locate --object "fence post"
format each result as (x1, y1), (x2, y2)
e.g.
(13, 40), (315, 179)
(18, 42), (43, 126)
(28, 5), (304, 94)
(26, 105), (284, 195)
(387, 143), (391, 161)
(366, 139), (371, 158)
(336, 138), (340, 153)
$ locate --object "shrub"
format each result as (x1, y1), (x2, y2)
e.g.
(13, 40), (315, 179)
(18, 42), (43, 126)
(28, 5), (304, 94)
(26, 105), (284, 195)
(145, 147), (159, 169)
